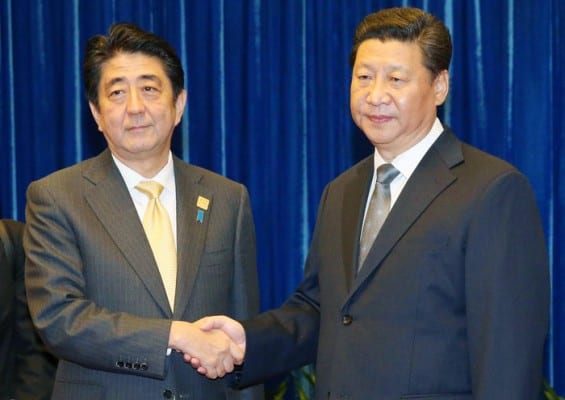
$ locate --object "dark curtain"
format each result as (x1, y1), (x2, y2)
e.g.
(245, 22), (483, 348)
(1, 0), (563, 394)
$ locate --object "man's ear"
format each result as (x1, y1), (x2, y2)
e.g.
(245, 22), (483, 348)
(174, 89), (188, 126)
(89, 101), (103, 132)
(433, 70), (449, 106)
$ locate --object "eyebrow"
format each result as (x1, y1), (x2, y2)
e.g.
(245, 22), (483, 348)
(103, 74), (163, 92)
(354, 62), (410, 73)
(138, 74), (163, 85)
(103, 77), (125, 92)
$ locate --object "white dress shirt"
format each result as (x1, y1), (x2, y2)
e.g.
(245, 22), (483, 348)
(362, 118), (445, 227)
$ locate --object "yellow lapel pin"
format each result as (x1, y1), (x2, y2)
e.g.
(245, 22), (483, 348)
(196, 196), (210, 223)
(197, 196), (210, 210)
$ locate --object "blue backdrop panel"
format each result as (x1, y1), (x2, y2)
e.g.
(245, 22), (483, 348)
(1, 0), (563, 393)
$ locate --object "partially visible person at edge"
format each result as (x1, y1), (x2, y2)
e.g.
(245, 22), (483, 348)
(1, 219), (57, 400)
(24, 23), (263, 399)
(193, 7), (550, 400)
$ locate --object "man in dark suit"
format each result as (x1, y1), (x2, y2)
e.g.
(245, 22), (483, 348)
(24, 23), (263, 399)
(195, 7), (550, 399)
(0, 219), (57, 399)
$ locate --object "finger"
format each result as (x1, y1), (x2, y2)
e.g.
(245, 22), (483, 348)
(206, 368), (218, 380)
(189, 357), (202, 368)
(222, 356), (235, 374)
(229, 342), (244, 364)
(216, 363), (226, 379)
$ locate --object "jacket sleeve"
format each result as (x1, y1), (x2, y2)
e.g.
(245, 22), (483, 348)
(464, 171), (549, 399)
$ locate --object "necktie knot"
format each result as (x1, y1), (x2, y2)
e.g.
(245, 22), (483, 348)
(376, 163), (400, 185)
(136, 181), (164, 199)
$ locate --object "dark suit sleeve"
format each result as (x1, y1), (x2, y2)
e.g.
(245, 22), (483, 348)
(465, 171), (549, 399)
(7, 220), (58, 400)
(237, 186), (327, 387)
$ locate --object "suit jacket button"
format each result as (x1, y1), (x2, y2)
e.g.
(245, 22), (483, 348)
(125, 361), (133, 369)
(342, 315), (353, 325)
(140, 362), (148, 371)
(116, 360), (124, 368)
(163, 389), (173, 399)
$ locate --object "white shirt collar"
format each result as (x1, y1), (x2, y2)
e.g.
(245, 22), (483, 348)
(373, 117), (444, 181)
(112, 152), (175, 193)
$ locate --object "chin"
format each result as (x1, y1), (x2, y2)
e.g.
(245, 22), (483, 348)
(364, 128), (395, 142)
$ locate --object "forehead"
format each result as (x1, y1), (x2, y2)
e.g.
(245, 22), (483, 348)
(354, 39), (425, 69)
(100, 52), (168, 82)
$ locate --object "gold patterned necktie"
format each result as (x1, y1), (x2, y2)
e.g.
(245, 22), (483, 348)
(136, 181), (177, 310)
(358, 163), (400, 272)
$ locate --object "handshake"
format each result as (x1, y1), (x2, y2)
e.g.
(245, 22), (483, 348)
(168, 315), (245, 379)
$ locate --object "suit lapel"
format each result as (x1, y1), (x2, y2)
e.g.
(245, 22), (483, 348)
(351, 130), (464, 294)
(172, 158), (212, 318)
(341, 156), (373, 290)
(82, 151), (171, 316)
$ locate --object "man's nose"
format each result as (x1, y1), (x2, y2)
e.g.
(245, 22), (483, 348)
(366, 79), (391, 105)
(126, 90), (144, 113)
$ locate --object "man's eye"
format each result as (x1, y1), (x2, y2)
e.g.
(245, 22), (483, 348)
(109, 89), (125, 97)
(390, 76), (406, 84)
(143, 86), (158, 92)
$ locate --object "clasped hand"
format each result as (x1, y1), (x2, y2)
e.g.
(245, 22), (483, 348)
(168, 316), (245, 379)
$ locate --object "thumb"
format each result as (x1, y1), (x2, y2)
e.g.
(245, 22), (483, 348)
(196, 315), (226, 331)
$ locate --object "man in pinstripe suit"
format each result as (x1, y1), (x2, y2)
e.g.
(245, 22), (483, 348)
(24, 23), (263, 400)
